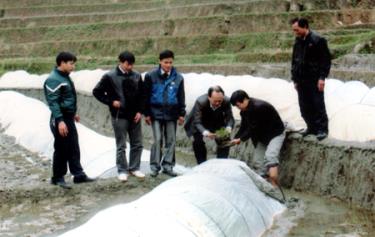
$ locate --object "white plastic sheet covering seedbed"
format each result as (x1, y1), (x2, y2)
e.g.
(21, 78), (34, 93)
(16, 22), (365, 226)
(59, 159), (285, 237)
(0, 91), (188, 178)
(1, 70), (375, 141)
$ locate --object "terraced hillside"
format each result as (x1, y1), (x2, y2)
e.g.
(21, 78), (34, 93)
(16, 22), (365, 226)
(0, 0), (374, 81)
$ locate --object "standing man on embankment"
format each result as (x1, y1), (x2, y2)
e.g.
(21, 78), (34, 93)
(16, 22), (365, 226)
(93, 51), (145, 182)
(44, 52), (94, 189)
(143, 50), (186, 177)
(290, 17), (331, 141)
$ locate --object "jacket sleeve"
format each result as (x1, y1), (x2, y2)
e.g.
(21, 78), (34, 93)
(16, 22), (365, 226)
(136, 74), (144, 114)
(192, 100), (207, 134)
(224, 102), (235, 128)
(291, 42), (298, 83)
(178, 78), (186, 117)
(317, 37), (331, 80)
(44, 78), (65, 123)
(143, 73), (152, 117)
(92, 75), (112, 106)
(234, 112), (252, 142)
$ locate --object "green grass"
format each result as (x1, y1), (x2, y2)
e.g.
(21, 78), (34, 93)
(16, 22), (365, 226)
(0, 51), (290, 76)
(1, 28), (374, 76)
(2, 29), (374, 59)
(2, 9), (374, 44)
(0, 3), (374, 77)
(0, 1), (289, 29)
(0, 33), (293, 57)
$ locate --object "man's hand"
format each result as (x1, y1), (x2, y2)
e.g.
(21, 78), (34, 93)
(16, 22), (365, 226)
(268, 166), (279, 187)
(204, 132), (216, 139)
(231, 138), (241, 145)
(112, 100), (121, 109)
(178, 116), (184, 126)
(58, 121), (69, 137)
(134, 112), (142, 123)
(145, 116), (152, 125)
(74, 115), (80, 123)
(317, 79), (325, 92)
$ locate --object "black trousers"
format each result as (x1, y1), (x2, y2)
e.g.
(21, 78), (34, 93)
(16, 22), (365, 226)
(296, 82), (329, 134)
(192, 132), (229, 164)
(50, 116), (85, 182)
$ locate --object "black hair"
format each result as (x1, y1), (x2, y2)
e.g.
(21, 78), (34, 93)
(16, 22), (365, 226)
(290, 17), (309, 29)
(208, 85), (225, 97)
(56, 52), (77, 66)
(118, 51), (135, 64)
(159, 49), (174, 60)
(230, 90), (250, 106)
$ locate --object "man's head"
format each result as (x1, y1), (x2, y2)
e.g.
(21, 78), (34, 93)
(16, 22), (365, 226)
(230, 90), (250, 111)
(159, 49), (174, 73)
(208, 86), (225, 109)
(56, 51), (77, 74)
(118, 51), (135, 72)
(290, 17), (309, 38)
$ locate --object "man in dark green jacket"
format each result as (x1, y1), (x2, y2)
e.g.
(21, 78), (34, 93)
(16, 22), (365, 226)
(44, 52), (94, 189)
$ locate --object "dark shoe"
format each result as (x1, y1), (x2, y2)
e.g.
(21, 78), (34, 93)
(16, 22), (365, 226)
(73, 175), (95, 184)
(162, 169), (178, 177)
(316, 132), (327, 141)
(150, 170), (159, 177)
(51, 179), (72, 189)
(300, 128), (314, 137)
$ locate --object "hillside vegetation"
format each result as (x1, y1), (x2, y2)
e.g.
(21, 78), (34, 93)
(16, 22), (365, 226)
(0, 0), (374, 80)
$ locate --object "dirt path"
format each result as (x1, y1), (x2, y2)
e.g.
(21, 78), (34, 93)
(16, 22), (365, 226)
(0, 132), (169, 237)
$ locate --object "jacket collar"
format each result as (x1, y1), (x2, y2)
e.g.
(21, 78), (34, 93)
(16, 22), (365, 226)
(54, 67), (70, 78)
(116, 66), (132, 76)
(296, 30), (313, 43)
(158, 65), (176, 79)
(246, 97), (256, 113)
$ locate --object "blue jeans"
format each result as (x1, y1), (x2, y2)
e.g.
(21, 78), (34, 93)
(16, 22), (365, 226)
(150, 120), (176, 172)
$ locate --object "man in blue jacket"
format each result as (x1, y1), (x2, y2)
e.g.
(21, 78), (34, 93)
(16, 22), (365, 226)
(44, 52), (94, 189)
(143, 50), (186, 177)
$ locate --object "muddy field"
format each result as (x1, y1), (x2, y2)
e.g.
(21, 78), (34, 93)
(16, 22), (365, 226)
(0, 132), (168, 237)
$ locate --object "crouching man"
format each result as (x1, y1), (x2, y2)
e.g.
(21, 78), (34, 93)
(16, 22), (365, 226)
(230, 90), (285, 187)
(184, 86), (234, 164)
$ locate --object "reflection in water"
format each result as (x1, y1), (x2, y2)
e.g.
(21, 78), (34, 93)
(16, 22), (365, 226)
(265, 190), (375, 237)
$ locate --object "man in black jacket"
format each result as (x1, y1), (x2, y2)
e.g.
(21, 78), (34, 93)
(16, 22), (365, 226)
(93, 51), (144, 182)
(184, 86), (235, 164)
(230, 90), (285, 187)
(291, 17), (331, 141)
